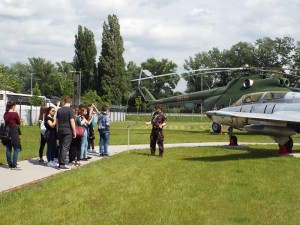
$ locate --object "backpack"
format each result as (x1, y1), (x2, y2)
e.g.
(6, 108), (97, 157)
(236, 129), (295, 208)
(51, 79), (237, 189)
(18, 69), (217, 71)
(0, 122), (10, 144)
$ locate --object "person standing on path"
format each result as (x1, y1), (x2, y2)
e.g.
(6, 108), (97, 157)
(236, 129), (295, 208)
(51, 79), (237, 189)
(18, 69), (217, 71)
(4, 101), (21, 169)
(146, 105), (167, 157)
(44, 106), (58, 167)
(98, 105), (110, 157)
(56, 97), (76, 169)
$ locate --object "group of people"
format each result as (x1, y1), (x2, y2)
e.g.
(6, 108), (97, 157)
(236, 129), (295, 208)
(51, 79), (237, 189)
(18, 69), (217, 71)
(4, 96), (111, 170)
(3, 97), (167, 170)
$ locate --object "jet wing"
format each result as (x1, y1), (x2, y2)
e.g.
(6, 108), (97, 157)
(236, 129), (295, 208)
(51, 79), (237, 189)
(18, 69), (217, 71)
(206, 110), (300, 124)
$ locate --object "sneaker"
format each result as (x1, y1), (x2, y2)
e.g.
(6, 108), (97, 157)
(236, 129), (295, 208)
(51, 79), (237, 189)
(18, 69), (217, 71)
(87, 156), (92, 159)
(58, 165), (71, 170)
(99, 154), (104, 157)
(81, 158), (88, 161)
(11, 164), (22, 170)
(51, 161), (58, 167)
(91, 149), (96, 153)
(39, 158), (44, 163)
(88, 149), (92, 153)
(47, 161), (56, 167)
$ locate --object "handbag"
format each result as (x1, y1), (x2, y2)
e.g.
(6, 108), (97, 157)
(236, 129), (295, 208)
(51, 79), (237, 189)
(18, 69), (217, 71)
(75, 126), (85, 137)
(40, 120), (46, 136)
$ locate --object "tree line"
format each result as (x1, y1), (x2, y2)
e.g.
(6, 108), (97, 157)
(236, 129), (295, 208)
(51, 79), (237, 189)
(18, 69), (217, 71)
(1, 13), (300, 111)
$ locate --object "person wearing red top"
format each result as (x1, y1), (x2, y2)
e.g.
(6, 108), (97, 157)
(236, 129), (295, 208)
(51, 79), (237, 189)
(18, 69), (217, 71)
(4, 101), (21, 169)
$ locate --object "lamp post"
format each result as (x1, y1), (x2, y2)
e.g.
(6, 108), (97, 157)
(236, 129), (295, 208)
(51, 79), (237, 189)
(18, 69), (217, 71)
(70, 70), (81, 105)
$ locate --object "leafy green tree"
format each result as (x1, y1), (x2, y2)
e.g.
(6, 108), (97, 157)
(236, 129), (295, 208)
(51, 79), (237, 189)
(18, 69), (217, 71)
(28, 57), (55, 96)
(73, 25), (97, 93)
(254, 37), (295, 68)
(224, 42), (256, 67)
(183, 50), (221, 92)
(126, 61), (141, 91)
(29, 82), (44, 106)
(141, 58), (179, 99)
(80, 90), (104, 110)
(98, 14), (128, 105)
(29, 82), (45, 122)
(9, 62), (31, 93)
(135, 96), (142, 114)
(0, 64), (23, 93)
(56, 61), (74, 74)
(49, 73), (73, 97)
(292, 41), (300, 70)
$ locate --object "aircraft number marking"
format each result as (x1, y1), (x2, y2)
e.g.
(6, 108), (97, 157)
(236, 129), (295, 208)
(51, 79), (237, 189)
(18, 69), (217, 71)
(177, 96), (189, 102)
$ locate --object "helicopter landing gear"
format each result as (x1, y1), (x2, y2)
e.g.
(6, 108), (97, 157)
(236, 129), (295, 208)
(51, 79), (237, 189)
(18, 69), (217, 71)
(278, 137), (293, 154)
(212, 122), (222, 134)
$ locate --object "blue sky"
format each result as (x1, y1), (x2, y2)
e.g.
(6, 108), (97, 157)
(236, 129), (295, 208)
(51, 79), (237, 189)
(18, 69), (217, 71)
(1, 0), (299, 91)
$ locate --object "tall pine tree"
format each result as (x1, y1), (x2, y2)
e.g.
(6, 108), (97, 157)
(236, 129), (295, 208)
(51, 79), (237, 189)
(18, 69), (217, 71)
(98, 14), (128, 105)
(73, 25), (97, 94)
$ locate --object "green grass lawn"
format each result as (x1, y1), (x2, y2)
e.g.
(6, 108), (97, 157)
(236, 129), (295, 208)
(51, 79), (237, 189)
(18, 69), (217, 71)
(1, 146), (300, 224)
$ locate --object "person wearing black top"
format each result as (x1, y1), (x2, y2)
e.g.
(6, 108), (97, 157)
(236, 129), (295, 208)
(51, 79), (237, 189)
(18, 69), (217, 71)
(45, 107), (57, 167)
(56, 97), (76, 169)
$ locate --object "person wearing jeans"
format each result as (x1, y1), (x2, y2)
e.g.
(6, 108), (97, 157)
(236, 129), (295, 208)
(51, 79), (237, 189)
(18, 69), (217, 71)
(6, 147), (20, 169)
(76, 105), (91, 160)
(98, 105), (110, 157)
(4, 101), (21, 169)
(99, 130), (110, 156)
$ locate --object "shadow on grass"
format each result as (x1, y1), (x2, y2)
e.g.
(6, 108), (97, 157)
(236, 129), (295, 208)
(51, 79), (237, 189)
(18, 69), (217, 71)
(131, 152), (151, 156)
(183, 147), (280, 162)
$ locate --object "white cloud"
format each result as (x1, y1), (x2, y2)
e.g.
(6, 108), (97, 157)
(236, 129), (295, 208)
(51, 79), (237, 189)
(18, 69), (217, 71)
(0, 0), (300, 71)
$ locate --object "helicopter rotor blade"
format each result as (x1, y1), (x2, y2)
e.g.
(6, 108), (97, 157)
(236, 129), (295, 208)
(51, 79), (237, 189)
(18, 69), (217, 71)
(130, 71), (179, 82)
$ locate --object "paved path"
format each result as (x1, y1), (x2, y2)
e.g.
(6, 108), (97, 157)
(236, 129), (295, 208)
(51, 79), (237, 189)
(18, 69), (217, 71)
(0, 142), (298, 193)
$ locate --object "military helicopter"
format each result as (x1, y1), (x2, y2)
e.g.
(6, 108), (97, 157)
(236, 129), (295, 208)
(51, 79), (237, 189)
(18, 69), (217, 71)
(206, 91), (300, 154)
(131, 65), (300, 132)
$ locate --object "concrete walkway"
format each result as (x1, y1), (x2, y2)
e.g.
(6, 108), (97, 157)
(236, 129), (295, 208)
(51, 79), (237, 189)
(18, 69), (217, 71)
(0, 142), (297, 193)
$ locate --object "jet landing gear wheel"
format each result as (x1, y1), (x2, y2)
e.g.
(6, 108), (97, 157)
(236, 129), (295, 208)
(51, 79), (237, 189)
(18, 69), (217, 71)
(278, 137), (293, 154)
(212, 122), (222, 133)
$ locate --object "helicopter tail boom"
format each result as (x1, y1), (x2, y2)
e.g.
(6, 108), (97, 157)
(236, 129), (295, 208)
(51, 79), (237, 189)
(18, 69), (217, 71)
(140, 87), (156, 103)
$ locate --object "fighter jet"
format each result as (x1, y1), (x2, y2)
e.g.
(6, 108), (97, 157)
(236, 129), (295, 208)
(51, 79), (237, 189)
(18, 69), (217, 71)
(206, 91), (300, 154)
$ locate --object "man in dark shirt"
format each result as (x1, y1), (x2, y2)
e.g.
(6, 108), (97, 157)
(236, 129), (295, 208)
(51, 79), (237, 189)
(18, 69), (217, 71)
(56, 96), (76, 169)
(146, 105), (167, 157)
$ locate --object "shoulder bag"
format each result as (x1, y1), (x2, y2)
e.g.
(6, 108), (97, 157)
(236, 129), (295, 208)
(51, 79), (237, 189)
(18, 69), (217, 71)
(75, 125), (85, 137)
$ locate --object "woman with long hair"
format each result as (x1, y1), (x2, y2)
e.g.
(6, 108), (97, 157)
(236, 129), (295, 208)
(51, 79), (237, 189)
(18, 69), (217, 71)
(4, 101), (21, 169)
(77, 105), (90, 161)
(69, 106), (81, 166)
(44, 106), (57, 167)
